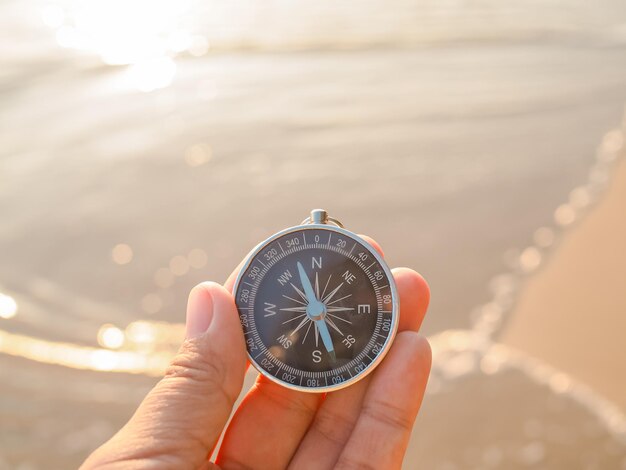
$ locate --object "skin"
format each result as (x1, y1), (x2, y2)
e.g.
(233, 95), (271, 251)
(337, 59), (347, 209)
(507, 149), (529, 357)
(81, 236), (431, 470)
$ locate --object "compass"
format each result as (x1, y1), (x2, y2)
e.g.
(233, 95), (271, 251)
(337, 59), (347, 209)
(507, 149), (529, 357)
(233, 209), (399, 392)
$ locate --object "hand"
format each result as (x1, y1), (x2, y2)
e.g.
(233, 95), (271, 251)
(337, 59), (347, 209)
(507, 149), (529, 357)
(81, 236), (431, 470)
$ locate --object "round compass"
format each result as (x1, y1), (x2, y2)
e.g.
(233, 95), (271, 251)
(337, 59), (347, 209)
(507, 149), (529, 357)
(233, 209), (399, 392)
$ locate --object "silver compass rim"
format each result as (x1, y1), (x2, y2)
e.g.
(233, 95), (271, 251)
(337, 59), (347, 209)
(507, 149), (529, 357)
(232, 221), (400, 393)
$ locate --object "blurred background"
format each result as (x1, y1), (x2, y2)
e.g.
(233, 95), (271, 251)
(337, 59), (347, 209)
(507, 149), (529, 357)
(1, 0), (626, 468)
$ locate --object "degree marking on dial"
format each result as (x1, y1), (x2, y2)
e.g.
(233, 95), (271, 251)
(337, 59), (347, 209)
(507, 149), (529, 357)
(278, 241), (286, 254)
(327, 233), (332, 246)
(244, 281), (254, 287)
(367, 261), (376, 270)
(349, 243), (356, 255)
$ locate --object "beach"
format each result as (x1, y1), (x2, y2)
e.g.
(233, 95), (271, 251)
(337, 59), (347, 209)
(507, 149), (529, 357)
(1, 0), (626, 468)
(502, 158), (626, 411)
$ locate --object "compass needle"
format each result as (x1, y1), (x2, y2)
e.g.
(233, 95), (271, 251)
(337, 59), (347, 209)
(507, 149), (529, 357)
(234, 209), (398, 391)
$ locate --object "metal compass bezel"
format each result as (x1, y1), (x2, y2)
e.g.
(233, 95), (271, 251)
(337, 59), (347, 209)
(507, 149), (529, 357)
(233, 218), (400, 393)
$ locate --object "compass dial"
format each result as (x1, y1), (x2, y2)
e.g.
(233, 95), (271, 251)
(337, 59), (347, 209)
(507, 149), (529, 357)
(234, 225), (399, 392)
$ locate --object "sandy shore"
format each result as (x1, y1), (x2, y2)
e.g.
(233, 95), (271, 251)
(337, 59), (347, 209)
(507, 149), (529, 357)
(501, 158), (626, 410)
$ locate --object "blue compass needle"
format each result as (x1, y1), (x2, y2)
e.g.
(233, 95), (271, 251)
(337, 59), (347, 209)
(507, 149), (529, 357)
(297, 261), (336, 362)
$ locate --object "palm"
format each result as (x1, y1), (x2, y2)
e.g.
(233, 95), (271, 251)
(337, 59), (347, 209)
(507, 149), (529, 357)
(216, 236), (431, 469)
(82, 236), (430, 470)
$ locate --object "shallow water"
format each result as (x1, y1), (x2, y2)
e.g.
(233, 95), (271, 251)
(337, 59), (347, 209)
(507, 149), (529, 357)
(1, 1), (626, 468)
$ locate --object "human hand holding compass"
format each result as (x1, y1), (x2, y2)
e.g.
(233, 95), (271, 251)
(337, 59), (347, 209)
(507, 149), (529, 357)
(82, 210), (431, 470)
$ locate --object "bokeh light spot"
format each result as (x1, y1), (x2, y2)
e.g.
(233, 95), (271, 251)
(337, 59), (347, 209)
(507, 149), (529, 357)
(519, 247), (542, 273)
(188, 248), (208, 269)
(169, 255), (190, 276)
(154, 268), (175, 288)
(533, 227), (555, 248)
(0, 294), (18, 319)
(97, 324), (125, 349)
(554, 204), (576, 226)
(141, 293), (163, 314)
(126, 57), (177, 93)
(112, 243), (133, 265)
(184, 143), (212, 167)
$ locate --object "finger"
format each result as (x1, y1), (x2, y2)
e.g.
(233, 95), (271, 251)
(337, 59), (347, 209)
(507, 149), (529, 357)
(358, 234), (384, 258)
(336, 332), (431, 469)
(392, 267), (430, 332)
(82, 283), (247, 469)
(289, 267), (429, 469)
(216, 234), (387, 469)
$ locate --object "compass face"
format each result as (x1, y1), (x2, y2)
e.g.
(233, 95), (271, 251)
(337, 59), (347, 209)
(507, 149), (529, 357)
(234, 225), (398, 392)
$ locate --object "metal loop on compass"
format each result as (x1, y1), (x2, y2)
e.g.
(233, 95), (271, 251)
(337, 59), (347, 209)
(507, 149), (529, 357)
(301, 209), (344, 228)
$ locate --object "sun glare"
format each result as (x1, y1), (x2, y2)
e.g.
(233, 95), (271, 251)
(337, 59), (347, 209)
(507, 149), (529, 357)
(43, 0), (205, 92)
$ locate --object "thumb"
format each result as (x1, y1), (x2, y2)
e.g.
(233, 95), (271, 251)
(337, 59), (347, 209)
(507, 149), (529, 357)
(82, 282), (247, 469)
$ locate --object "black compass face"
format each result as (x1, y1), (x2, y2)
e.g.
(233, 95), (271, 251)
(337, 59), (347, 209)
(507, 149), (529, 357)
(234, 226), (397, 391)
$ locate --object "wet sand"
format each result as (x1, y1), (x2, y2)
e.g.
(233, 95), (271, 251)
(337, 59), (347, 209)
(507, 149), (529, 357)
(2, 1), (626, 467)
(501, 158), (626, 410)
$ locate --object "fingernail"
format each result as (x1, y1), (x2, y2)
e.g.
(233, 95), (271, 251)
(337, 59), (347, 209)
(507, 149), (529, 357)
(185, 283), (215, 339)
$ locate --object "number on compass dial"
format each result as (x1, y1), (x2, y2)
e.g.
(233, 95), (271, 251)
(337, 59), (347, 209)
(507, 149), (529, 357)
(235, 227), (396, 391)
